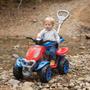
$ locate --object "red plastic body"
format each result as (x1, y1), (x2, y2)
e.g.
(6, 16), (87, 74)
(25, 45), (68, 69)
(25, 45), (46, 61)
(51, 47), (69, 68)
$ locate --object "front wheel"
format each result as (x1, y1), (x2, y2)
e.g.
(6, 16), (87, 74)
(58, 57), (69, 74)
(13, 65), (23, 80)
(38, 65), (52, 83)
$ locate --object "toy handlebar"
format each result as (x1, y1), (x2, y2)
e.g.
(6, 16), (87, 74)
(26, 37), (35, 41)
(26, 37), (38, 42)
(26, 37), (57, 45)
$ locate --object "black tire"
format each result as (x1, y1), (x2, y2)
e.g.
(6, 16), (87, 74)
(13, 65), (23, 80)
(58, 57), (69, 74)
(38, 65), (52, 83)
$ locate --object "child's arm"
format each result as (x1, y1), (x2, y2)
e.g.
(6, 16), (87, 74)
(37, 29), (45, 39)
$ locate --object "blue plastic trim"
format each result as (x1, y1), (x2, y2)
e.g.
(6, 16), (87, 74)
(43, 42), (53, 47)
(36, 61), (49, 70)
(64, 63), (69, 73)
(46, 67), (52, 81)
(60, 38), (64, 43)
(15, 57), (23, 68)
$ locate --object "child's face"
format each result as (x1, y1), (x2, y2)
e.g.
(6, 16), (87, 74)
(44, 21), (53, 31)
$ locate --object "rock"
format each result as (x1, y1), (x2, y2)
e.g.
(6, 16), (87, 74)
(86, 87), (90, 90)
(12, 54), (19, 59)
(32, 19), (37, 23)
(49, 87), (53, 90)
(80, 52), (85, 55)
(49, 78), (55, 84)
(23, 82), (34, 86)
(21, 82), (34, 90)
(72, 36), (80, 42)
(79, 46), (85, 49)
(1, 71), (10, 81)
(13, 44), (20, 50)
(36, 82), (42, 86)
(78, 77), (85, 81)
(8, 79), (20, 86)
(68, 82), (75, 88)
(0, 67), (3, 70)
(84, 76), (90, 83)
(22, 86), (34, 90)
(57, 86), (64, 90)
(42, 88), (49, 90)
(44, 84), (50, 88)
(9, 69), (13, 76)
(82, 88), (87, 90)
(85, 34), (90, 39)
(63, 87), (69, 90)
(51, 83), (57, 88)
(8, 79), (20, 90)
(63, 83), (69, 87)
(57, 83), (62, 87)
(79, 82), (84, 87)
(33, 85), (40, 90)
(31, 16), (38, 23)
(76, 80), (82, 84)
(85, 82), (90, 87)
(74, 85), (81, 90)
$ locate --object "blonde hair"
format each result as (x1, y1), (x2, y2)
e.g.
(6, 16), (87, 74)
(43, 17), (55, 26)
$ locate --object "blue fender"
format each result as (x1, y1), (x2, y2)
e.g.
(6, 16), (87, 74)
(15, 57), (24, 68)
(60, 37), (64, 43)
(43, 42), (54, 47)
(36, 61), (49, 71)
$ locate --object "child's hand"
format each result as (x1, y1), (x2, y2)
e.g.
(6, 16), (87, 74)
(37, 34), (40, 38)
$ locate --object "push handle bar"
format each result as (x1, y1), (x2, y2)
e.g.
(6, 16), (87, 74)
(57, 10), (70, 33)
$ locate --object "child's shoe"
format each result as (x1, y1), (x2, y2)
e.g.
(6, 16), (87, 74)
(50, 60), (55, 66)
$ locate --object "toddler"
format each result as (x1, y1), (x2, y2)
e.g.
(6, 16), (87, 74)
(37, 17), (60, 66)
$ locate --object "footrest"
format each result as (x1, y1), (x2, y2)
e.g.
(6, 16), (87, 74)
(50, 64), (57, 68)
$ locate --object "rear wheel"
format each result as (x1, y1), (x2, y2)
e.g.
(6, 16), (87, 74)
(38, 65), (52, 83)
(58, 57), (69, 74)
(13, 65), (23, 80)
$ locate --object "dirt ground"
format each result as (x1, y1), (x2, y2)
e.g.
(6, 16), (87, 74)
(0, 0), (90, 37)
(0, 0), (90, 90)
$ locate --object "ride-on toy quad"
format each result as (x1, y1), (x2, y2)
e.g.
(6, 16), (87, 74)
(13, 10), (70, 83)
(13, 38), (69, 82)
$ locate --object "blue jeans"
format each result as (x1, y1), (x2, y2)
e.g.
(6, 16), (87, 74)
(48, 46), (57, 60)
(44, 41), (58, 59)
